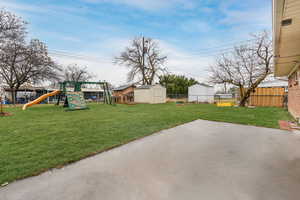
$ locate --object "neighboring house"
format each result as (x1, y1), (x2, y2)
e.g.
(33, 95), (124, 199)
(81, 87), (104, 101)
(273, 0), (300, 119)
(113, 84), (135, 104)
(3, 85), (43, 104)
(188, 84), (214, 103)
(258, 79), (288, 89)
(134, 84), (166, 104)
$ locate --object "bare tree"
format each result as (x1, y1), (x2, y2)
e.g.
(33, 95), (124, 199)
(0, 9), (26, 42)
(0, 10), (60, 104)
(115, 37), (167, 85)
(209, 31), (273, 106)
(62, 64), (94, 82)
(0, 39), (61, 104)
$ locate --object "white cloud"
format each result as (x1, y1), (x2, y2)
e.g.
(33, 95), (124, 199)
(0, 0), (44, 12)
(83, 0), (197, 11)
(33, 31), (83, 43)
(219, 2), (271, 28)
(180, 20), (211, 33)
(158, 40), (214, 83)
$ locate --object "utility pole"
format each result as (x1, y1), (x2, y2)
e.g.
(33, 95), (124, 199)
(141, 36), (149, 85)
(142, 36), (145, 85)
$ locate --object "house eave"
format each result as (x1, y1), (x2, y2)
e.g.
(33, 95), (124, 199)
(273, 0), (300, 77)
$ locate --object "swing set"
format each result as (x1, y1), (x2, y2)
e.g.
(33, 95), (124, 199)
(22, 81), (114, 111)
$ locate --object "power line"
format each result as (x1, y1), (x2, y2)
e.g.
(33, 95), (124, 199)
(49, 48), (228, 62)
(167, 49), (234, 59)
(48, 38), (256, 62)
(190, 39), (256, 53)
(49, 50), (113, 63)
(49, 38), (255, 59)
(164, 39), (257, 59)
(49, 50), (112, 61)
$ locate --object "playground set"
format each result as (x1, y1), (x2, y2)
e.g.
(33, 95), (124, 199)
(22, 81), (113, 111)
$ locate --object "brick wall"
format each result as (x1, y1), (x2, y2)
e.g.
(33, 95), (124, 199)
(288, 68), (300, 120)
(113, 87), (135, 103)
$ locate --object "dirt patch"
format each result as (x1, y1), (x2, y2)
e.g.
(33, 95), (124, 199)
(125, 102), (137, 106)
(167, 98), (187, 103)
(0, 112), (13, 117)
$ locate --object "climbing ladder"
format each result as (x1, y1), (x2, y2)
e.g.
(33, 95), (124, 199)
(103, 82), (113, 105)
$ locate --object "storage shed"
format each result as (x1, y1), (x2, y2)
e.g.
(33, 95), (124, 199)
(134, 84), (166, 104)
(188, 84), (214, 103)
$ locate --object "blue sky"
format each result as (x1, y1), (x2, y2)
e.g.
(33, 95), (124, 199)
(0, 0), (272, 85)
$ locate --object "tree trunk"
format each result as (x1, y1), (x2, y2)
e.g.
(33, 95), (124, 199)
(239, 95), (248, 107)
(10, 88), (17, 105)
(239, 88), (252, 107)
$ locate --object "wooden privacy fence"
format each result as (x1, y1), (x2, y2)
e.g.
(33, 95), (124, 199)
(249, 87), (286, 107)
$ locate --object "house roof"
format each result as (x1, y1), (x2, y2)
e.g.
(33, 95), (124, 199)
(3, 85), (45, 91)
(273, 0), (300, 77)
(258, 79), (288, 88)
(113, 84), (135, 91)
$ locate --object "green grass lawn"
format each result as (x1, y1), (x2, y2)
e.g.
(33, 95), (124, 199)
(0, 103), (292, 185)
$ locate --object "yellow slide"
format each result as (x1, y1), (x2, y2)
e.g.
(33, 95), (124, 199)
(22, 90), (60, 110)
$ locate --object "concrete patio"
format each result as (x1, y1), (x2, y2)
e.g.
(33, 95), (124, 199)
(1, 120), (300, 200)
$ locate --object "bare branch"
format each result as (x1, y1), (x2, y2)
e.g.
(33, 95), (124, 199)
(61, 64), (95, 82)
(115, 36), (167, 85)
(209, 31), (273, 106)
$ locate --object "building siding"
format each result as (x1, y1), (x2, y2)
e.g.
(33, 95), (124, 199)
(113, 86), (135, 103)
(134, 85), (166, 104)
(188, 84), (214, 103)
(288, 67), (300, 119)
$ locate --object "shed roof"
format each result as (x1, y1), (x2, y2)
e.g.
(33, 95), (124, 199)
(189, 83), (213, 88)
(136, 84), (164, 89)
(136, 85), (152, 89)
(113, 84), (135, 91)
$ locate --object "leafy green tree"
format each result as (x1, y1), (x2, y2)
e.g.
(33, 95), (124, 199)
(159, 74), (198, 96)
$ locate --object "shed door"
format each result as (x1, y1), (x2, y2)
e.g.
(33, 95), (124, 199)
(153, 88), (163, 103)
